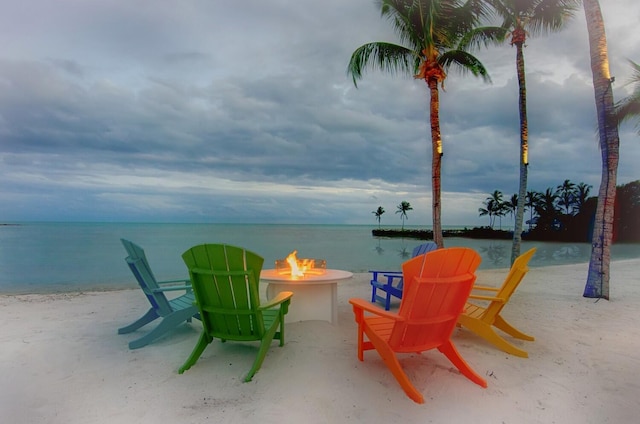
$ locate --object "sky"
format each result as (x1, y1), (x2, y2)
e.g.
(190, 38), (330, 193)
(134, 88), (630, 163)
(1, 0), (639, 226)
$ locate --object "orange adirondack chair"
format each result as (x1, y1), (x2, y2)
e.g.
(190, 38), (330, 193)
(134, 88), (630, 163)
(457, 247), (537, 358)
(349, 247), (487, 403)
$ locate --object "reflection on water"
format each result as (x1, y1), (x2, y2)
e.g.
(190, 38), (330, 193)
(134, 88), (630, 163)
(371, 237), (640, 271)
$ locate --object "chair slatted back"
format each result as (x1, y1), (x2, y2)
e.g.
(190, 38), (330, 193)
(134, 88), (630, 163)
(182, 244), (265, 342)
(483, 247), (536, 321)
(121, 239), (173, 315)
(389, 248), (481, 352)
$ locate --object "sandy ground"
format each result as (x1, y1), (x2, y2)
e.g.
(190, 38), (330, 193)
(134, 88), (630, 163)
(1, 258), (639, 423)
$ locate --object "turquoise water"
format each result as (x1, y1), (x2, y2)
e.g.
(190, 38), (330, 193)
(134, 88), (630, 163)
(1, 222), (639, 294)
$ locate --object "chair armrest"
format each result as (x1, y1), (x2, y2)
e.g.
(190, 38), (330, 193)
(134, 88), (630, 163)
(349, 298), (403, 321)
(151, 283), (192, 293)
(260, 291), (294, 310)
(157, 278), (190, 285)
(471, 285), (500, 292)
(468, 294), (505, 302)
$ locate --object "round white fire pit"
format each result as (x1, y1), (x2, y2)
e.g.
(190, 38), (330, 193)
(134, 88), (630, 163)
(260, 269), (353, 325)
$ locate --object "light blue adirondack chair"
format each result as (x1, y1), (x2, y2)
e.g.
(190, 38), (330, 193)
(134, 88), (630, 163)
(369, 242), (438, 310)
(118, 239), (199, 349)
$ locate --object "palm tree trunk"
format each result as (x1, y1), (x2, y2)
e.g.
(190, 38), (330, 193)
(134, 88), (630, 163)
(511, 41), (529, 265)
(428, 78), (444, 248)
(583, 0), (619, 300)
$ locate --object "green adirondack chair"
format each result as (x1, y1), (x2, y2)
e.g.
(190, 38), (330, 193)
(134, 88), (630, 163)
(118, 239), (199, 349)
(179, 244), (293, 381)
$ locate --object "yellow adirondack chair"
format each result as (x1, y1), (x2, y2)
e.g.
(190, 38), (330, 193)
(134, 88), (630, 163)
(457, 247), (537, 358)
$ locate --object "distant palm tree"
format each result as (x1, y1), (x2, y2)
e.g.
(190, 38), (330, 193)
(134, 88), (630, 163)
(535, 188), (561, 232)
(525, 190), (541, 231)
(505, 193), (518, 229)
(372, 206), (386, 228)
(614, 59), (640, 134)
(573, 182), (592, 214)
(583, 0), (620, 300)
(396, 201), (413, 230)
(487, 0), (580, 264)
(478, 190), (503, 229)
(347, 0), (502, 248)
(556, 179), (577, 215)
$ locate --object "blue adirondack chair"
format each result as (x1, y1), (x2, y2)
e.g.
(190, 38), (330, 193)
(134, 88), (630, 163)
(118, 239), (200, 349)
(369, 242), (438, 310)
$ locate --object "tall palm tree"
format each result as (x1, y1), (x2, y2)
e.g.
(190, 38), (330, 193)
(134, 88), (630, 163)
(614, 60), (640, 134)
(582, 0), (620, 300)
(372, 206), (386, 228)
(347, 0), (501, 248)
(487, 0), (580, 264)
(396, 200), (413, 230)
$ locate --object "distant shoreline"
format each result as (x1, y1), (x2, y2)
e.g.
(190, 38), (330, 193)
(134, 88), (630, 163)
(372, 227), (513, 240)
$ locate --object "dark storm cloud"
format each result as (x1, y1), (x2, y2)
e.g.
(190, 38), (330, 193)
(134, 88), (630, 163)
(0, 0), (638, 224)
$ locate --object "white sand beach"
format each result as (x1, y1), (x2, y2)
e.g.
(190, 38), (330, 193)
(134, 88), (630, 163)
(1, 259), (639, 423)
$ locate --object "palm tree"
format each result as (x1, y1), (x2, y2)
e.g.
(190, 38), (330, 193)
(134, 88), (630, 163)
(478, 190), (503, 229)
(372, 206), (386, 228)
(573, 182), (592, 215)
(614, 60), (640, 134)
(487, 0), (580, 264)
(347, 0), (502, 248)
(582, 0), (620, 300)
(556, 179), (577, 215)
(396, 200), (413, 230)
(525, 190), (541, 231)
(478, 200), (496, 228)
(534, 188), (560, 232)
(505, 193), (518, 229)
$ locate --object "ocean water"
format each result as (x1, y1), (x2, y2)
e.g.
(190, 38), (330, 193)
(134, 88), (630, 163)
(1, 222), (639, 294)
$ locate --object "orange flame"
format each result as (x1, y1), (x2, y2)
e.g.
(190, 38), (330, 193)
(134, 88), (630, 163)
(285, 250), (315, 279)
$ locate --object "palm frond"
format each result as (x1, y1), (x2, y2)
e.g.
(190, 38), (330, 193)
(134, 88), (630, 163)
(347, 42), (416, 87)
(439, 50), (492, 83)
(457, 26), (508, 51)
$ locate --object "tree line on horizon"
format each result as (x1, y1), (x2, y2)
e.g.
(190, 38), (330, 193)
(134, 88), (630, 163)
(348, 0), (639, 299)
(478, 179), (640, 243)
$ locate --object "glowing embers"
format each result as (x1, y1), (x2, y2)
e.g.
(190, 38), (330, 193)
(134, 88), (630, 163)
(275, 250), (327, 280)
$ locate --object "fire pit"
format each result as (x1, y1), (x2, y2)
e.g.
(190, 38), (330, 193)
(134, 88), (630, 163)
(260, 251), (353, 324)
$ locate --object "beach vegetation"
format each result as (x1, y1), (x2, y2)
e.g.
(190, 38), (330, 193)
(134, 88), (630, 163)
(484, 0), (581, 265)
(347, 0), (504, 248)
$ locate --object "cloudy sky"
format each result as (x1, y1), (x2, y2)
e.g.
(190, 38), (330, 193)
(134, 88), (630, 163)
(1, 0), (639, 226)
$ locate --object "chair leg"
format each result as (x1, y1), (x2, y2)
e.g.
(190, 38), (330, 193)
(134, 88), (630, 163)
(118, 308), (159, 334)
(460, 318), (529, 358)
(245, 319), (281, 382)
(366, 326), (424, 403)
(178, 332), (211, 374)
(127, 310), (194, 350)
(438, 340), (487, 388)
(494, 315), (535, 341)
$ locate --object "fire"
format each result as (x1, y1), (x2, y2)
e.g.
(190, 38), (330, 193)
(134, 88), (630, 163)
(285, 250), (310, 279)
(277, 251), (326, 280)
